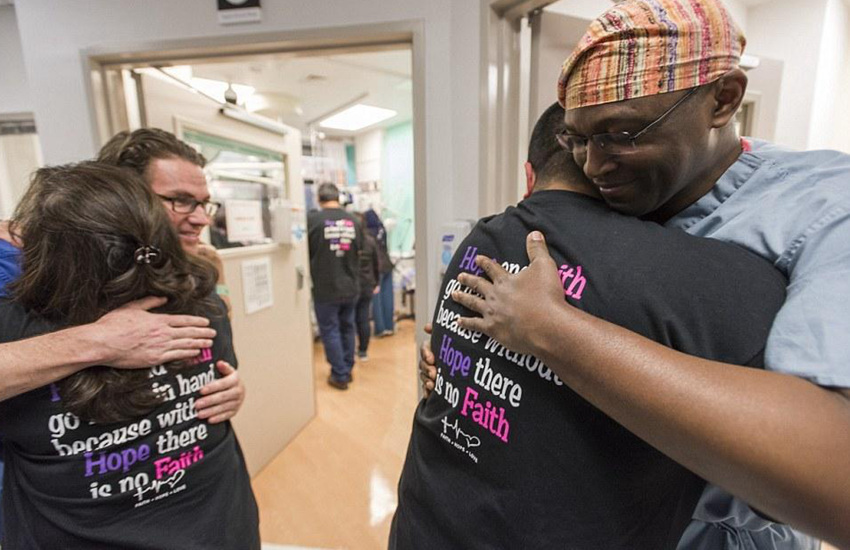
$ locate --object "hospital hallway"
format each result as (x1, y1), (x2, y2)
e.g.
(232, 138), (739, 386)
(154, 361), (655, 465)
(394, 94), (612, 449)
(251, 319), (419, 550)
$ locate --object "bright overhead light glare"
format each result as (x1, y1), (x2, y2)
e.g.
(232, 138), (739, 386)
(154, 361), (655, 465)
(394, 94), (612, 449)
(319, 104), (397, 131)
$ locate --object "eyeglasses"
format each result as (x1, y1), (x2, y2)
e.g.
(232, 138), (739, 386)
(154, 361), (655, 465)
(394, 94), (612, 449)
(157, 195), (221, 217)
(556, 86), (701, 156)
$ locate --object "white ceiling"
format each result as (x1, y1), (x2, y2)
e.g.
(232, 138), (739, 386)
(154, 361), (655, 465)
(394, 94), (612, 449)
(189, 48), (412, 139)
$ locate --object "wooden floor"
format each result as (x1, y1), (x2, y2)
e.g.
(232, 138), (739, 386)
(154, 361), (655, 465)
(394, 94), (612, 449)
(252, 319), (419, 550)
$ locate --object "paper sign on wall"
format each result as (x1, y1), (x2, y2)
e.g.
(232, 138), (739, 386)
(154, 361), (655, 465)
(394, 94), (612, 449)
(241, 257), (273, 315)
(225, 199), (265, 242)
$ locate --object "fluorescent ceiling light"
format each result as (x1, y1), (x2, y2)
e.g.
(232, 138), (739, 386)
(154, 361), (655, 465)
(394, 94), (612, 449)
(319, 104), (397, 131)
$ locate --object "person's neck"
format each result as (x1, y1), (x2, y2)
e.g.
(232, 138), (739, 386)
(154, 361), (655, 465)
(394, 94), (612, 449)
(647, 133), (743, 224)
(532, 179), (601, 200)
(320, 201), (342, 209)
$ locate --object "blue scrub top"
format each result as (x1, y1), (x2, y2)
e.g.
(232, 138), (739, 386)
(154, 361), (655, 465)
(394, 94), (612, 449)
(0, 238), (21, 296)
(667, 139), (850, 550)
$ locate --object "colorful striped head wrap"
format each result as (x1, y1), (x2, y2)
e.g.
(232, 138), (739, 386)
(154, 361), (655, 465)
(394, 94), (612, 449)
(558, 0), (746, 110)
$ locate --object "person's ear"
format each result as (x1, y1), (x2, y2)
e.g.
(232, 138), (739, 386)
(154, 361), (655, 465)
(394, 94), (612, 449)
(710, 68), (748, 129)
(524, 161), (536, 197)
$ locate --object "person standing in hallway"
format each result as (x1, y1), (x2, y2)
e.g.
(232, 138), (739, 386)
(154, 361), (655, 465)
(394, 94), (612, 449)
(308, 183), (363, 390)
(355, 213), (381, 362)
(365, 209), (395, 336)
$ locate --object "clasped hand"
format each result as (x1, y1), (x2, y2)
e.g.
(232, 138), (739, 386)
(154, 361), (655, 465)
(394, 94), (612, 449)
(420, 231), (567, 396)
(453, 231), (566, 356)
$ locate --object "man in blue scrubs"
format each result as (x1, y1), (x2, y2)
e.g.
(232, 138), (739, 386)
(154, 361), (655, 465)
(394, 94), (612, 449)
(432, 0), (850, 548)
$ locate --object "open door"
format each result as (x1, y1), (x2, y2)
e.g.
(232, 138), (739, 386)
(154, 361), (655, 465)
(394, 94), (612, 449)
(137, 71), (314, 476)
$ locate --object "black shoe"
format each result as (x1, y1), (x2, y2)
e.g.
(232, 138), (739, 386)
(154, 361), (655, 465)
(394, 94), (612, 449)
(327, 376), (349, 390)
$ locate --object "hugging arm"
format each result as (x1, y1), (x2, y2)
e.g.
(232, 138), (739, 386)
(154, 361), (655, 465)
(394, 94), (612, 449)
(1, 296), (215, 402)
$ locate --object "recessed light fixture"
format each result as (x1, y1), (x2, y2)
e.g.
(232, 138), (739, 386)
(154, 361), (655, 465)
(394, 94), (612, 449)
(319, 104), (397, 132)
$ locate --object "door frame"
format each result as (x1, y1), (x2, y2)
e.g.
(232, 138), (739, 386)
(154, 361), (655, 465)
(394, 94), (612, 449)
(84, 19), (428, 336)
(482, 0), (555, 213)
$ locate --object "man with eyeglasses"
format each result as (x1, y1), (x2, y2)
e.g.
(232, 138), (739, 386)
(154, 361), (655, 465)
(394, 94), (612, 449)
(95, 128), (243, 422)
(438, 0), (850, 548)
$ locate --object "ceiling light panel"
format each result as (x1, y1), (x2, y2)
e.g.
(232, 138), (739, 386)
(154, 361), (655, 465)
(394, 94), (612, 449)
(319, 104), (397, 131)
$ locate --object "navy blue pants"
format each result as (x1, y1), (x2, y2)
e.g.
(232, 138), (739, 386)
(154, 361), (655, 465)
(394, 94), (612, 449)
(372, 272), (394, 334)
(314, 298), (357, 383)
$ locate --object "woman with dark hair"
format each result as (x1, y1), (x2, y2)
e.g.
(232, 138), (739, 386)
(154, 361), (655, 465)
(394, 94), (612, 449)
(0, 162), (259, 549)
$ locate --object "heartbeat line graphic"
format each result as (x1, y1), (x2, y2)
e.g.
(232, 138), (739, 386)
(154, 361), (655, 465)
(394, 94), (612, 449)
(441, 416), (480, 448)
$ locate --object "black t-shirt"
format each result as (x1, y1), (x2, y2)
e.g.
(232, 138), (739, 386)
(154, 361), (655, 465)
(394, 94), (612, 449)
(391, 191), (787, 550)
(0, 296), (259, 550)
(307, 208), (362, 303)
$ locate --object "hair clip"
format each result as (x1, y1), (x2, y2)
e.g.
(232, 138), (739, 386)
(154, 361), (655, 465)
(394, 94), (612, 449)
(134, 245), (162, 265)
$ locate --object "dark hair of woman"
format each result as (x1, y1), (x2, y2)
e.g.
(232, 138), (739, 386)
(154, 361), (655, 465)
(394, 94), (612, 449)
(8, 161), (218, 424)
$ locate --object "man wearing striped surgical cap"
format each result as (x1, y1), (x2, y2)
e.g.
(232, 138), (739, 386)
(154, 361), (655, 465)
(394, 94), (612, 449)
(558, 0), (746, 110)
(443, 0), (850, 548)
(556, 0), (750, 221)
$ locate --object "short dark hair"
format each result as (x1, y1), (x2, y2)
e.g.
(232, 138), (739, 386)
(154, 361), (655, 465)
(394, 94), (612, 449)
(97, 128), (206, 181)
(317, 182), (340, 203)
(10, 161), (217, 423)
(527, 102), (585, 189)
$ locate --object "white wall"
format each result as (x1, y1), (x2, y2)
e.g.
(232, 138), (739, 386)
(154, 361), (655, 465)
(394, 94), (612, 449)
(0, 6), (33, 114)
(808, 0), (850, 152)
(836, 1), (850, 153)
(746, 0), (829, 149)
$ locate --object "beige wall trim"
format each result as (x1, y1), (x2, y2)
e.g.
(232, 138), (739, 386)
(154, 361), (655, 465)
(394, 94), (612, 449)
(86, 24), (413, 67)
